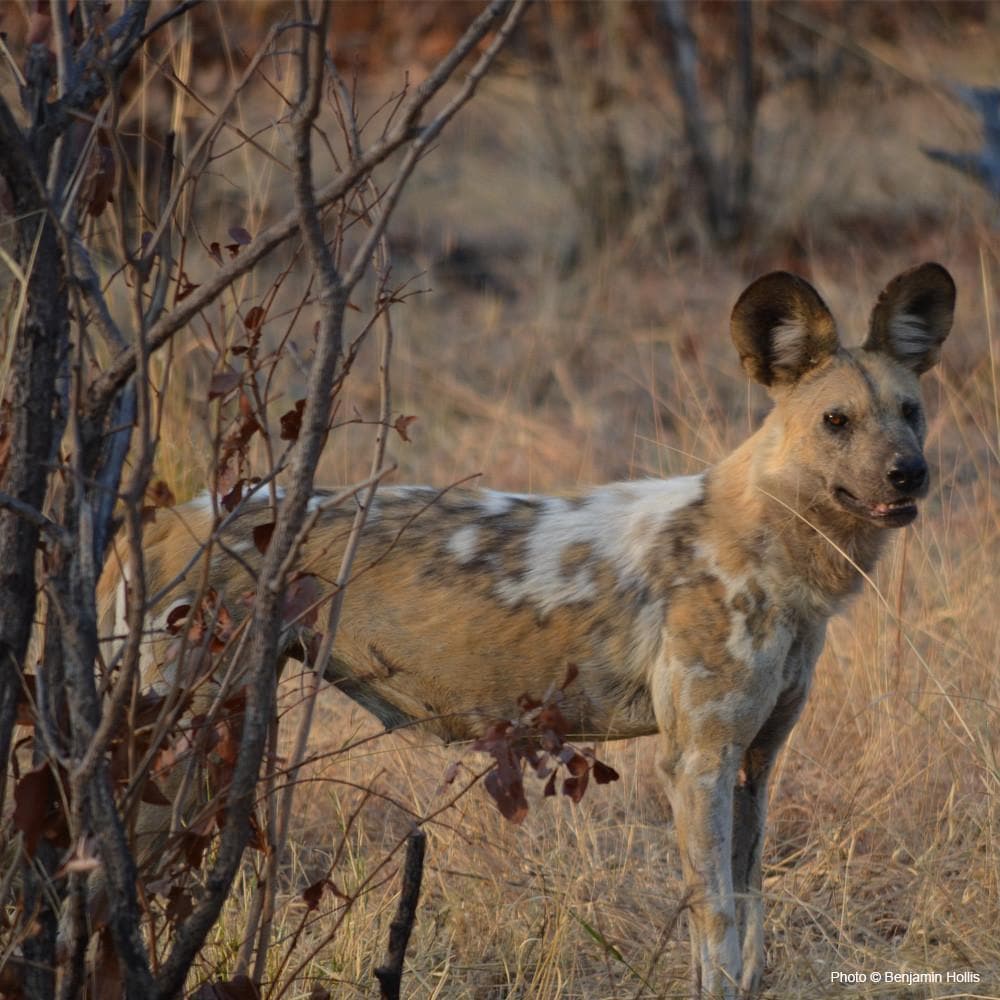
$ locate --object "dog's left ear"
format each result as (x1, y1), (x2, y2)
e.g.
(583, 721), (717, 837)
(864, 263), (956, 374)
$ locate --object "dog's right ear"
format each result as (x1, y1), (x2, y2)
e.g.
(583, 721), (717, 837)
(730, 272), (840, 389)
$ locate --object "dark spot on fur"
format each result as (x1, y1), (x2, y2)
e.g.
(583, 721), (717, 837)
(560, 542), (593, 579)
(667, 574), (741, 682)
(419, 562), (452, 584)
(643, 497), (709, 589)
(509, 496), (544, 511)
(625, 581), (653, 608)
(731, 580), (785, 651)
(593, 672), (656, 730)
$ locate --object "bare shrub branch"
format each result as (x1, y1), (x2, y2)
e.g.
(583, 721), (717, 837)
(1, 2), (524, 997)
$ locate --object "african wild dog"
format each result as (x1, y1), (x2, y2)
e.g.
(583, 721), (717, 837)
(102, 262), (955, 997)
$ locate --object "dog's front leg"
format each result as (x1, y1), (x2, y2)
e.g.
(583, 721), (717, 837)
(731, 746), (774, 998)
(731, 690), (808, 997)
(661, 745), (743, 999)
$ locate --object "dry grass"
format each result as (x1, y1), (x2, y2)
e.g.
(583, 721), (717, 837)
(103, 5), (1000, 998)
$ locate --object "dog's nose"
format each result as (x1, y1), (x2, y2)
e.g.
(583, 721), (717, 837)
(887, 455), (928, 494)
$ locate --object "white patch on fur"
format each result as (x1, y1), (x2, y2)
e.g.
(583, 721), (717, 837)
(692, 541), (746, 601)
(301, 489), (382, 522)
(393, 486), (439, 500)
(493, 499), (599, 611)
(690, 688), (751, 726)
(726, 613), (754, 666)
(593, 476), (705, 581)
(478, 490), (515, 516)
(886, 311), (932, 358)
(492, 475), (705, 616)
(102, 574), (132, 662)
(187, 490), (215, 512)
(770, 320), (807, 371)
(447, 524), (481, 565)
(678, 661), (714, 716)
(114, 575), (128, 635)
(305, 492), (328, 512)
(679, 744), (741, 782)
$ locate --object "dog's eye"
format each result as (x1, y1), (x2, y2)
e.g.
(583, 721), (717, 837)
(823, 411), (849, 430)
(901, 400), (920, 424)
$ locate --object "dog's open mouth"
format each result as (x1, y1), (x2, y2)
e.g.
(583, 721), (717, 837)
(834, 487), (918, 526)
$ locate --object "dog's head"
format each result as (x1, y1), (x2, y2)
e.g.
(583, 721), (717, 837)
(731, 263), (956, 528)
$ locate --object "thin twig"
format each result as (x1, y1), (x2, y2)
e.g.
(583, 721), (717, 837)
(374, 827), (427, 1000)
